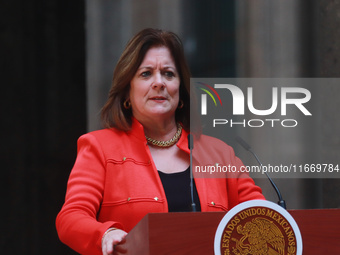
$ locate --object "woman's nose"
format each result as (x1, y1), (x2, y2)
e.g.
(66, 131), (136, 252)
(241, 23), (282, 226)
(152, 72), (165, 89)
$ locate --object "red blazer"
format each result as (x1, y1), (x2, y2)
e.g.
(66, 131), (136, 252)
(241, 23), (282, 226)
(56, 119), (264, 255)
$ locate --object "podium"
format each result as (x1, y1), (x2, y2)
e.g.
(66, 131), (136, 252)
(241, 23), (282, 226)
(118, 209), (340, 254)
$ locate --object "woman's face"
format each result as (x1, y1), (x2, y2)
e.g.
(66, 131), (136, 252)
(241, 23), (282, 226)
(129, 46), (180, 123)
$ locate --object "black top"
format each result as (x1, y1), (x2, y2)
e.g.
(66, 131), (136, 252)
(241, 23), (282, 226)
(158, 167), (201, 212)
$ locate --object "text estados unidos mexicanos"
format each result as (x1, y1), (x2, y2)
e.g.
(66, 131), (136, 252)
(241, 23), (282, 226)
(195, 163), (339, 175)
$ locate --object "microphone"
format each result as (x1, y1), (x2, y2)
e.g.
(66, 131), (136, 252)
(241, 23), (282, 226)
(188, 134), (197, 212)
(235, 136), (287, 209)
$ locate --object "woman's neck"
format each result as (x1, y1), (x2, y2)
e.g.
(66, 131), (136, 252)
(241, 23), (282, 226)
(139, 117), (178, 142)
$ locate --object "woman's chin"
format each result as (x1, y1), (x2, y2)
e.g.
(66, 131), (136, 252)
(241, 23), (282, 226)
(146, 106), (176, 116)
(145, 109), (176, 119)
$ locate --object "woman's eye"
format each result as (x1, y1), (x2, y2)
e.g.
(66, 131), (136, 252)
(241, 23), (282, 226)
(141, 71), (151, 77)
(164, 71), (175, 78)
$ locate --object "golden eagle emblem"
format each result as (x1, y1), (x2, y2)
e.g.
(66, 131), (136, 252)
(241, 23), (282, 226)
(231, 217), (285, 255)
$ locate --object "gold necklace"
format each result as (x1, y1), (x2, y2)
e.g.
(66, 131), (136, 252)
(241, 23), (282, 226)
(145, 123), (182, 147)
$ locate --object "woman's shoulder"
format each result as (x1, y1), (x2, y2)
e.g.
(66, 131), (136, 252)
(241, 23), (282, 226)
(90, 128), (124, 137)
(196, 134), (232, 150)
(77, 128), (129, 149)
(81, 128), (125, 141)
(81, 119), (145, 142)
(78, 126), (145, 149)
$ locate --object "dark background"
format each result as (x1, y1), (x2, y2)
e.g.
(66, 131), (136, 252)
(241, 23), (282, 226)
(2, 1), (85, 254)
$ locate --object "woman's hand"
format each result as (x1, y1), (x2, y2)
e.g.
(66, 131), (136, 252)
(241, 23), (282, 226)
(102, 228), (128, 255)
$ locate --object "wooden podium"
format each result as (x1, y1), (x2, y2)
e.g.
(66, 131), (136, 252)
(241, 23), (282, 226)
(117, 209), (340, 254)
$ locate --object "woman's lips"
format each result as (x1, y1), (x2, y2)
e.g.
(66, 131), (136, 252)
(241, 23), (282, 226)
(149, 96), (167, 101)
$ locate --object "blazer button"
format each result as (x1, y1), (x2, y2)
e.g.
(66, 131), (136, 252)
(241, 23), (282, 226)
(127, 197), (131, 202)
(123, 157), (126, 161)
(211, 201), (215, 206)
(154, 197), (159, 201)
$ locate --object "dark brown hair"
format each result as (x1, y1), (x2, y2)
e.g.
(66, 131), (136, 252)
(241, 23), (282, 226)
(101, 28), (191, 131)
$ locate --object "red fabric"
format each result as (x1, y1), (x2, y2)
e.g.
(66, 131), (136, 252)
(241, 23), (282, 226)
(56, 119), (264, 255)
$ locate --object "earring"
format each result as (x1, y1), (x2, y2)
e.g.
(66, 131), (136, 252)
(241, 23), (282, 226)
(178, 99), (184, 109)
(123, 99), (131, 109)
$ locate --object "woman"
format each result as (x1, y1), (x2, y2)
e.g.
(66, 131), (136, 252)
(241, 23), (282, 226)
(56, 28), (264, 255)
